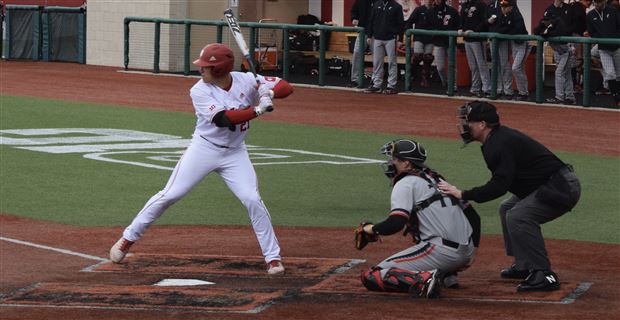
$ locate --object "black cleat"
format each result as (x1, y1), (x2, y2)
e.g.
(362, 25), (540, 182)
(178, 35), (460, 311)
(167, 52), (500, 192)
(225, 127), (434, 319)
(517, 270), (560, 292)
(365, 86), (382, 93)
(500, 264), (530, 279)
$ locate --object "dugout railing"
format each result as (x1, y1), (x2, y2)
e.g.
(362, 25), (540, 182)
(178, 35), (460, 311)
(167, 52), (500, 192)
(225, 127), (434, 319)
(123, 17), (366, 87)
(124, 17), (620, 108)
(406, 29), (620, 107)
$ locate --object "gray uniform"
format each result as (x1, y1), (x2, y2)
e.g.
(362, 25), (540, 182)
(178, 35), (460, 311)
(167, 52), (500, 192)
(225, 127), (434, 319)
(376, 173), (475, 278)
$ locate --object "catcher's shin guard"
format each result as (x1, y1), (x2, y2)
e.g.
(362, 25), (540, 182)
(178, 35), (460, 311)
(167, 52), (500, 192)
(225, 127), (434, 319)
(362, 267), (436, 294)
(421, 54), (434, 88)
(361, 268), (385, 291)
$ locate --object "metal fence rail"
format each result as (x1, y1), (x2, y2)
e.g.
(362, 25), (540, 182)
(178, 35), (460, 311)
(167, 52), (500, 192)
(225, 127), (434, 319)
(124, 17), (620, 107)
(124, 17), (365, 87)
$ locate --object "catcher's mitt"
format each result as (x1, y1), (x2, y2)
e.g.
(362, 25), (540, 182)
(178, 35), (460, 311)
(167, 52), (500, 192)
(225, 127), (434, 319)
(355, 221), (380, 250)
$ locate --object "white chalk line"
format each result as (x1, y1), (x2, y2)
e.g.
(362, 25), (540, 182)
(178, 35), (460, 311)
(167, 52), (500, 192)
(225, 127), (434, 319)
(0, 236), (107, 262)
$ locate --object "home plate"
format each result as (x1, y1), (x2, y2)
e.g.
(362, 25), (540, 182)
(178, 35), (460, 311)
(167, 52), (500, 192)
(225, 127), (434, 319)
(153, 279), (215, 286)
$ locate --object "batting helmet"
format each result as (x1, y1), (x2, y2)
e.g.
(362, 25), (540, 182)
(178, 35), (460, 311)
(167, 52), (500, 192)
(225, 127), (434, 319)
(193, 43), (234, 77)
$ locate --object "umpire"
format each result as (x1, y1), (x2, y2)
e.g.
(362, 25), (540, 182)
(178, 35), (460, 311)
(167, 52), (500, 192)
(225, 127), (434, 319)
(438, 101), (581, 292)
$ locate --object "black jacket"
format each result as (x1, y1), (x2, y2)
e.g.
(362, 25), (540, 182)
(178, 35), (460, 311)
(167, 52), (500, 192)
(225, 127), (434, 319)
(430, 2), (460, 47)
(462, 126), (566, 203)
(486, 0), (502, 33)
(368, 0), (405, 41)
(404, 5), (434, 44)
(351, 0), (374, 30)
(460, 0), (488, 42)
(495, 6), (528, 44)
(571, 2), (588, 36)
(587, 5), (620, 51)
(542, 3), (574, 36)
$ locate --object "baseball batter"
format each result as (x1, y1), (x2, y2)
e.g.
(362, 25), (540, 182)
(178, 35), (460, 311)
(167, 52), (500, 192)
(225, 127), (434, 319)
(356, 139), (480, 297)
(109, 43), (293, 275)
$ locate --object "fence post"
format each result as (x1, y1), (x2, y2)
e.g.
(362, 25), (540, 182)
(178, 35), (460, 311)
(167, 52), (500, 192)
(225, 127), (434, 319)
(41, 9), (49, 61)
(319, 26), (327, 86)
(184, 22), (191, 76)
(490, 37), (499, 100)
(535, 40), (544, 103)
(216, 25), (223, 43)
(447, 35), (456, 96)
(153, 20), (160, 73)
(358, 29), (365, 88)
(282, 28), (290, 81)
(405, 32), (412, 92)
(124, 19), (129, 70)
(582, 42), (591, 107)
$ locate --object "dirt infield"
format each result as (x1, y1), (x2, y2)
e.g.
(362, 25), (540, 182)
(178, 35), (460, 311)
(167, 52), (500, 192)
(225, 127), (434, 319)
(1, 61), (619, 319)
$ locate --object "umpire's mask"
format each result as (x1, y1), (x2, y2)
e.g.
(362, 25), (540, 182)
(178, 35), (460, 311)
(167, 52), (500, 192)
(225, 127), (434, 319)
(380, 139), (427, 178)
(456, 101), (500, 145)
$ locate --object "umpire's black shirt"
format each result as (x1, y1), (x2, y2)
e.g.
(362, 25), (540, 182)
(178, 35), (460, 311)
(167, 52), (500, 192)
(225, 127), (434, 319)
(462, 126), (566, 203)
(368, 0), (404, 41)
(586, 5), (620, 51)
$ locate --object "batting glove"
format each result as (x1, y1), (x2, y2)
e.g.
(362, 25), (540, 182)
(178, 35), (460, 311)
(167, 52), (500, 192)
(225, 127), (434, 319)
(254, 96), (274, 115)
(258, 85), (274, 99)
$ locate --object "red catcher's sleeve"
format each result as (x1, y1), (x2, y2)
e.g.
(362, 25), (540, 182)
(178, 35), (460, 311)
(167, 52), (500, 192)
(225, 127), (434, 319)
(224, 108), (257, 125)
(272, 80), (293, 99)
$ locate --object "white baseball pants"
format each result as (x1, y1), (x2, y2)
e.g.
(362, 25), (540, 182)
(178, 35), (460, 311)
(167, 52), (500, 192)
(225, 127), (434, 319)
(122, 134), (281, 263)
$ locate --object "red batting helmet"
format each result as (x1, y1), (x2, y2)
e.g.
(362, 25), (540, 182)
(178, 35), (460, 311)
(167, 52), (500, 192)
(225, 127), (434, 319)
(193, 43), (234, 77)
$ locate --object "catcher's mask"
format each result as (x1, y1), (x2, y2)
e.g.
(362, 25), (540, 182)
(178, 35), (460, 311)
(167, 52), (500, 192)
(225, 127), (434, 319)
(380, 139), (427, 178)
(456, 101), (500, 145)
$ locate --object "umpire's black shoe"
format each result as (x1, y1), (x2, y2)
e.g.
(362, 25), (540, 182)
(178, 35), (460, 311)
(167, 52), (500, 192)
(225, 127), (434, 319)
(517, 270), (560, 292)
(500, 264), (530, 279)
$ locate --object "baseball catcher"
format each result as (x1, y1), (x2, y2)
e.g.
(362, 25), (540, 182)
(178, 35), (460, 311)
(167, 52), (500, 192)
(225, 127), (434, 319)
(356, 139), (481, 298)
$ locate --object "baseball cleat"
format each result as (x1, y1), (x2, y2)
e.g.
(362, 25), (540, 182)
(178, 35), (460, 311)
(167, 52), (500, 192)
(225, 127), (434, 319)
(424, 269), (441, 299)
(267, 260), (285, 275)
(517, 270), (560, 292)
(109, 237), (134, 263)
(409, 269), (441, 299)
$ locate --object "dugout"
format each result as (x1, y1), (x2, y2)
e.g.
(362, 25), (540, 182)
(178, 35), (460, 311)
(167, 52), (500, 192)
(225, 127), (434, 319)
(3, 4), (85, 63)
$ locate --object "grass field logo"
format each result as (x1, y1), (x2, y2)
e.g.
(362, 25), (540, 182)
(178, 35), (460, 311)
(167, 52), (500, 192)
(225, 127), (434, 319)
(0, 128), (382, 170)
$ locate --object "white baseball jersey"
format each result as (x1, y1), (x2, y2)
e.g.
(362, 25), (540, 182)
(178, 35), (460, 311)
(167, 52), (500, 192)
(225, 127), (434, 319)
(190, 72), (280, 148)
(122, 71), (283, 264)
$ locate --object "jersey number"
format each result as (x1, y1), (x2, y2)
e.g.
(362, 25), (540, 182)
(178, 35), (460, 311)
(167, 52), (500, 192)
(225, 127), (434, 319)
(240, 121), (250, 132)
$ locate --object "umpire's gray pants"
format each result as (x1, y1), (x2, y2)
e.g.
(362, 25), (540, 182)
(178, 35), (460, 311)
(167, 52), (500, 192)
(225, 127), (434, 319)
(497, 40), (513, 95)
(465, 41), (491, 94)
(376, 238), (475, 277)
(552, 44), (575, 101)
(372, 38), (398, 89)
(351, 35), (366, 83)
(498, 168), (580, 271)
(599, 48), (620, 81)
(511, 41), (530, 96)
(434, 46), (457, 89)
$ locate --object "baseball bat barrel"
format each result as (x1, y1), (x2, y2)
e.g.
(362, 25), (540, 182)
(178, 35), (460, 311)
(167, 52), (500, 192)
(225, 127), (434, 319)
(223, 8), (258, 77)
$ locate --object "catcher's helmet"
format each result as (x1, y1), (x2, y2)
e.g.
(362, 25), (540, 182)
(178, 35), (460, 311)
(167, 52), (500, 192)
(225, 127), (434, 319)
(193, 43), (234, 77)
(380, 139), (427, 178)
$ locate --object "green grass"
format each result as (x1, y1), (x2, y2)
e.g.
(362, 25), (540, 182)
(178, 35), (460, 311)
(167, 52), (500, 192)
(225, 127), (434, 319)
(1, 95), (619, 244)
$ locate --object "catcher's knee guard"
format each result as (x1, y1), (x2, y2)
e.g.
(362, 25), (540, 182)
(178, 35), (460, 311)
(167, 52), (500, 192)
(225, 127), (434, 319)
(361, 267), (427, 293)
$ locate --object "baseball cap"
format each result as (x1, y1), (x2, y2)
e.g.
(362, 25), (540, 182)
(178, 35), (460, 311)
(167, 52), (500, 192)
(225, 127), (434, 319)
(466, 101), (500, 124)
